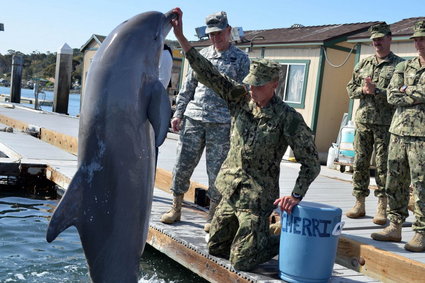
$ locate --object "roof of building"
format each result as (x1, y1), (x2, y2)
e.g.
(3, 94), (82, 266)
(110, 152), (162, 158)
(348, 17), (425, 41)
(191, 21), (380, 48)
(80, 34), (106, 52)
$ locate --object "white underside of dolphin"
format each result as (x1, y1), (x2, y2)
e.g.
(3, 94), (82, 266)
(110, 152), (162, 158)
(46, 10), (174, 283)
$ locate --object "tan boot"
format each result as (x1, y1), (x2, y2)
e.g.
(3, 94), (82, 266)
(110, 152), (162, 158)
(373, 196), (387, 225)
(346, 196), (366, 218)
(204, 201), (218, 232)
(405, 232), (425, 252)
(269, 222), (282, 235)
(371, 222), (402, 242)
(160, 194), (184, 224)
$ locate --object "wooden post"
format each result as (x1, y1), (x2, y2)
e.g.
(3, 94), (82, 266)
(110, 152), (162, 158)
(10, 55), (23, 103)
(53, 43), (73, 114)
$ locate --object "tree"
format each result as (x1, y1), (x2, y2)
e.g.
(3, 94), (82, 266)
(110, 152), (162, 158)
(43, 64), (56, 78)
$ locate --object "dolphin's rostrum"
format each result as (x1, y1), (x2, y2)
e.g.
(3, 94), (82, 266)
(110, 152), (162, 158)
(46, 10), (175, 282)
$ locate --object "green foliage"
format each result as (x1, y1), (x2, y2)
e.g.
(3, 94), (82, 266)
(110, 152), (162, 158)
(0, 49), (83, 84)
(165, 39), (180, 49)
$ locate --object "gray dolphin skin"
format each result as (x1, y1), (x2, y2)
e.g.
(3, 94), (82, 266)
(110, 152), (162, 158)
(46, 10), (175, 282)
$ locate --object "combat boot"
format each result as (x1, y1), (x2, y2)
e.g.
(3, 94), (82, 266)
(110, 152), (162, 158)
(371, 222), (402, 242)
(346, 196), (366, 218)
(405, 232), (425, 252)
(269, 222), (282, 235)
(373, 196), (387, 225)
(160, 194), (184, 224)
(204, 201), (218, 232)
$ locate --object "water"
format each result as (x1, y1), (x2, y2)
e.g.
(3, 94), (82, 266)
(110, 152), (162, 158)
(0, 86), (80, 117)
(0, 192), (207, 282)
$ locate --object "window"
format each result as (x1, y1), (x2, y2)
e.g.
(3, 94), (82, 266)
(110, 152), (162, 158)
(275, 60), (310, 108)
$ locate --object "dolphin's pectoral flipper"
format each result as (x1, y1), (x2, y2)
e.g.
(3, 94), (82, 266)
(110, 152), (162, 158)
(147, 81), (171, 147)
(46, 170), (84, 243)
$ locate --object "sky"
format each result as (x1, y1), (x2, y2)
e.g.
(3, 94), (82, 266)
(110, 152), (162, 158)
(0, 0), (424, 54)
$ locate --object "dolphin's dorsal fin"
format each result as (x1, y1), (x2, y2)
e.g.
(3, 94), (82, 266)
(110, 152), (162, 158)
(46, 169), (84, 243)
(147, 81), (171, 147)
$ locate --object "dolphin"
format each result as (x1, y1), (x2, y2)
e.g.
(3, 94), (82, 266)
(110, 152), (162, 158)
(46, 10), (174, 282)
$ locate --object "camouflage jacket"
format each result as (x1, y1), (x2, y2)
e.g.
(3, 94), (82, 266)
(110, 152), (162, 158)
(347, 52), (404, 125)
(185, 47), (320, 213)
(388, 57), (425, 137)
(173, 44), (250, 123)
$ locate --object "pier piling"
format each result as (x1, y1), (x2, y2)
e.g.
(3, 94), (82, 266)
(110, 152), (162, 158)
(10, 55), (23, 103)
(53, 43), (73, 114)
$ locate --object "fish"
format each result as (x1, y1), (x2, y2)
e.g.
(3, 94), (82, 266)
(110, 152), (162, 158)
(46, 10), (175, 282)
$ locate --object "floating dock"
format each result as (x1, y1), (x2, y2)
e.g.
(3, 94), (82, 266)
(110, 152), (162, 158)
(0, 103), (424, 282)
(0, 94), (53, 106)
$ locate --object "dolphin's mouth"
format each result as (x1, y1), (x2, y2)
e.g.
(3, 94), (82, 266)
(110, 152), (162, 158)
(162, 10), (178, 37)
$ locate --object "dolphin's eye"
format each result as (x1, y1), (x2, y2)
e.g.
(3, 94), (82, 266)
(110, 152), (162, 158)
(154, 31), (160, 41)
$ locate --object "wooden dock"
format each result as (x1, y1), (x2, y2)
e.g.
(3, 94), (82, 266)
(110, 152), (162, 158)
(0, 103), (424, 282)
(0, 94), (53, 106)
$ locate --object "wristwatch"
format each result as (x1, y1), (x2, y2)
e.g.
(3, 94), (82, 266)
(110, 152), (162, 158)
(291, 192), (303, 201)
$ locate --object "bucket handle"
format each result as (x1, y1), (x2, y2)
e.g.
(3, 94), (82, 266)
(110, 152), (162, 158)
(332, 221), (345, 236)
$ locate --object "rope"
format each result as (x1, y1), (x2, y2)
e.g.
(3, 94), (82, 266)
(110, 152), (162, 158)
(322, 43), (358, 68)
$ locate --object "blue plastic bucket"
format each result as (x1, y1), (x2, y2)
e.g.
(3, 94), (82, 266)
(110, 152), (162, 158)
(279, 201), (344, 283)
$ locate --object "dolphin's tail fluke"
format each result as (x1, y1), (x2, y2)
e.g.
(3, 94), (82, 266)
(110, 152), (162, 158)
(46, 170), (84, 242)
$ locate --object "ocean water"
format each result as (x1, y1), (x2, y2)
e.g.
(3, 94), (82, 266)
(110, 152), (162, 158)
(0, 192), (207, 283)
(0, 86), (80, 117)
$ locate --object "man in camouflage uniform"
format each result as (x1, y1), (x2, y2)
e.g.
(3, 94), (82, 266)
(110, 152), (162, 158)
(346, 22), (404, 225)
(371, 20), (425, 252)
(170, 8), (320, 271)
(160, 11), (250, 232)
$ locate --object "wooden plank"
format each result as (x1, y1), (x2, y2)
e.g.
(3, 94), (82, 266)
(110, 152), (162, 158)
(45, 165), (72, 190)
(147, 226), (251, 283)
(336, 236), (425, 282)
(0, 113), (28, 132)
(39, 128), (78, 155)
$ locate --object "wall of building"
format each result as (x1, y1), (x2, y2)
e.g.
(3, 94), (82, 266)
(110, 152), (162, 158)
(315, 43), (357, 159)
(81, 41), (100, 97)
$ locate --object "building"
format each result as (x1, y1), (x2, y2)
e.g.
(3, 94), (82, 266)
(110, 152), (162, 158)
(79, 34), (106, 95)
(187, 22), (380, 162)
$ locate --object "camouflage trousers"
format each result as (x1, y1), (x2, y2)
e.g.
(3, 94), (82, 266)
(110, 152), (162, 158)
(386, 134), (425, 231)
(208, 191), (279, 271)
(171, 116), (230, 202)
(352, 122), (390, 198)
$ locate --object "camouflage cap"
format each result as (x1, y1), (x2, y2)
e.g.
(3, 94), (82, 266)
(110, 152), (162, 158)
(243, 59), (281, 86)
(410, 20), (425, 39)
(369, 22), (391, 39)
(205, 11), (229, 34)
